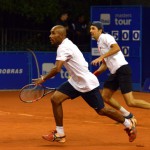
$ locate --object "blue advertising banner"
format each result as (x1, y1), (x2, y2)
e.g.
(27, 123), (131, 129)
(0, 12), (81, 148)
(91, 6), (142, 90)
(0, 51), (91, 90)
(0, 52), (30, 89)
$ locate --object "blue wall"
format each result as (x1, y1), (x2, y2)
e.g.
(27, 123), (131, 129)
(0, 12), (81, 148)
(0, 51), (150, 90)
(0, 50), (148, 91)
(0, 51), (91, 90)
(142, 7), (150, 85)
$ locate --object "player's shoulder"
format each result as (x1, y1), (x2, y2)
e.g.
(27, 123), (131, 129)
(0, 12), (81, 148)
(101, 33), (115, 41)
(61, 38), (74, 47)
(101, 33), (113, 38)
(58, 38), (75, 53)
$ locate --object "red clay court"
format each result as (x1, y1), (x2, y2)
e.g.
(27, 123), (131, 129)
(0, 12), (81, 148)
(0, 90), (150, 150)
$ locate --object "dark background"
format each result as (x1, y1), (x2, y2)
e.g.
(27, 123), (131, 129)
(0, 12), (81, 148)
(0, 0), (150, 29)
(0, 0), (150, 51)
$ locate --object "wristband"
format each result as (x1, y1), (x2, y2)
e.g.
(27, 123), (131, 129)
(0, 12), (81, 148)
(93, 70), (100, 76)
(102, 59), (105, 63)
(41, 75), (45, 81)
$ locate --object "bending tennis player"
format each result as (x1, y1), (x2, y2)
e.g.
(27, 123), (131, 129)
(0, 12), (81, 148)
(33, 25), (137, 143)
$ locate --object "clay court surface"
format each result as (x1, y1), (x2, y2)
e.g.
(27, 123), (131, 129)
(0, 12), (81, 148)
(0, 90), (150, 150)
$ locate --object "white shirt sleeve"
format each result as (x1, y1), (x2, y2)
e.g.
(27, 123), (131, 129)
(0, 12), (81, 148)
(104, 34), (117, 48)
(56, 46), (72, 61)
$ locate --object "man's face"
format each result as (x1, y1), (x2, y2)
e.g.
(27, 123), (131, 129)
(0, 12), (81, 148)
(90, 25), (102, 40)
(61, 13), (68, 21)
(49, 27), (62, 46)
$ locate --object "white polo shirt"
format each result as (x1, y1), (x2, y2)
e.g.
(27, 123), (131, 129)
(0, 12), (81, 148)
(97, 33), (128, 74)
(56, 38), (99, 92)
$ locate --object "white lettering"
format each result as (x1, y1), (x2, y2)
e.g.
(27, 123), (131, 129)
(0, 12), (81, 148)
(0, 69), (23, 74)
(11, 69), (15, 74)
(122, 46), (130, 57)
(115, 18), (132, 25)
(60, 70), (69, 79)
(42, 63), (69, 79)
(19, 69), (23, 74)
(60, 70), (65, 78)
(115, 14), (132, 18)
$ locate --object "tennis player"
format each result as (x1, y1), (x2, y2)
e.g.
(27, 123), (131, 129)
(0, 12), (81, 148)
(90, 21), (150, 120)
(33, 25), (137, 143)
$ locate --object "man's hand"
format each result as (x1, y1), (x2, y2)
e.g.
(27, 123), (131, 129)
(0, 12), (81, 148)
(32, 76), (45, 85)
(91, 56), (104, 66)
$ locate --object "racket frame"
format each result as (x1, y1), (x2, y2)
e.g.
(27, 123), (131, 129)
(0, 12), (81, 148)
(19, 83), (56, 103)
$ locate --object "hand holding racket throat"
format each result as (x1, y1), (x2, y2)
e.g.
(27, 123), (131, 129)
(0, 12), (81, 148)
(32, 75), (46, 85)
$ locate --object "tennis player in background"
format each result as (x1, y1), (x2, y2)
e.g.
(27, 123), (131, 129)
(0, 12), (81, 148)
(90, 21), (150, 122)
(33, 25), (137, 143)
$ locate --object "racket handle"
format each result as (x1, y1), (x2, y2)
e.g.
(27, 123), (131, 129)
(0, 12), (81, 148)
(93, 70), (100, 76)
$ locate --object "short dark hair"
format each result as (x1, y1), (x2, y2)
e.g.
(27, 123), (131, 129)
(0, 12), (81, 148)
(91, 21), (105, 33)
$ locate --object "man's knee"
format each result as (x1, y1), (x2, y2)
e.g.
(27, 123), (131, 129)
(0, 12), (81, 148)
(102, 93), (111, 102)
(51, 94), (60, 105)
(126, 100), (135, 107)
(96, 107), (106, 116)
(51, 91), (69, 105)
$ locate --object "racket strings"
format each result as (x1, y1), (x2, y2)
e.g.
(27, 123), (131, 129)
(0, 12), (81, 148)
(20, 85), (44, 102)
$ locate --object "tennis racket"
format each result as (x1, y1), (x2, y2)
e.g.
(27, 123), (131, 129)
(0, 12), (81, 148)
(19, 83), (56, 103)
